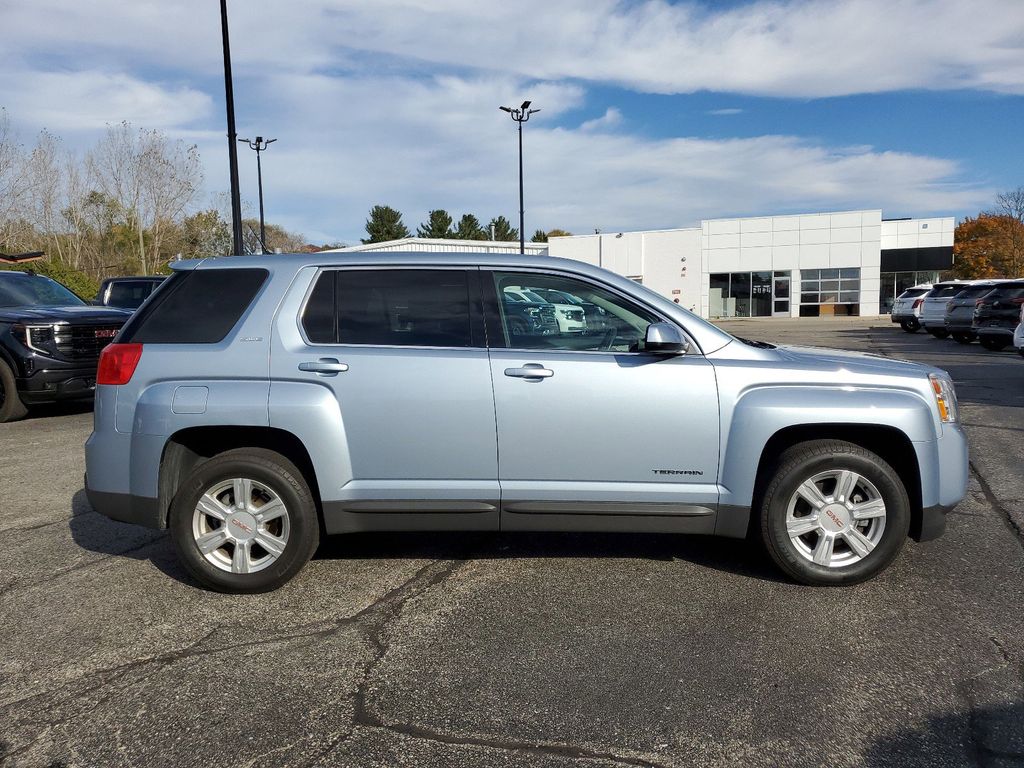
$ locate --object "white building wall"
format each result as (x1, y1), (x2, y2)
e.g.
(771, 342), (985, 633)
(701, 210), (884, 317)
(880, 217), (955, 250)
(326, 237), (549, 255)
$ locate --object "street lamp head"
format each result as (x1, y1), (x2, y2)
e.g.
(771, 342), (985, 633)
(266, 138), (277, 146)
(528, 109), (540, 115)
(238, 137), (250, 144)
(521, 100), (531, 110)
(499, 106), (512, 113)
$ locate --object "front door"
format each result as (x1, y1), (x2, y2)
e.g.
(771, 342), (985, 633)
(271, 266), (499, 532)
(483, 270), (721, 531)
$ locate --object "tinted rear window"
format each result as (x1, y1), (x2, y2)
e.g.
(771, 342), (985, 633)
(898, 288), (928, 299)
(955, 285), (996, 299)
(928, 285), (965, 298)
(989, 285), (1024, 300)
(301, 269), (473, 347)
(120, 268), (268, 344)
(106, 281), (161, 309)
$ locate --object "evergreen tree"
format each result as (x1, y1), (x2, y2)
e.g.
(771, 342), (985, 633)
(453, 213), (485, 240)
(487, 216), (519, 241)
(417, 209), (454, 239)
(362, 205), (410, 244)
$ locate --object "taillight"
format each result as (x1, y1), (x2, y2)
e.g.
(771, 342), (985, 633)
(1011, 297), (1024, 305)
(97, 343), (143, 385)
(912, 298), (923, 309)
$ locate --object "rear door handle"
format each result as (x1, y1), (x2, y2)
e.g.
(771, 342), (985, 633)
(298, 358), (349, 376)
(504, 363), (553, 380)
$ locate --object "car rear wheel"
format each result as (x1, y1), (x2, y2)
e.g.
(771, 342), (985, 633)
(169, 448), (319, 593)
(979, 336), (1009, 351)
(899, 319), (920, 333)
(927, 328), (949, 339)
(0, 360), (29, 423)
(758, 440), (910, 586)
(951, 332), (975, 344)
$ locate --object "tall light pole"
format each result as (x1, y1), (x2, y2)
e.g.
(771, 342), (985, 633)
(219, 0), (243, 256)
(239, 136), (276, 253)
(499, 100), (540, 254)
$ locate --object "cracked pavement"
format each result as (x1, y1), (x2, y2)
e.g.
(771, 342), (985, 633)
(1, 319), (1022, 767)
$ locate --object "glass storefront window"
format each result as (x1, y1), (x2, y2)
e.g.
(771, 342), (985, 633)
(709, 271), (789, 318)
(798, 268), (860, 316)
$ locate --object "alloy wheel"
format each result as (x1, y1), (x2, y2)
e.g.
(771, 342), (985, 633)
(191, 477), (291, 574)
(785, 469), (887, 568)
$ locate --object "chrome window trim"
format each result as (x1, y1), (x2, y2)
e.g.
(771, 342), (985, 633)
(296, 265), (485, 351)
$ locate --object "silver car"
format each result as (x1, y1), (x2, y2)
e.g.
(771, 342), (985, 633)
(85, 252), (968, 592)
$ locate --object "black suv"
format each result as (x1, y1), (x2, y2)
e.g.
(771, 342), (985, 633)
(973, 281), (1024, 351)
(0, 271), (131, 421)
(94, 275), (166, 310)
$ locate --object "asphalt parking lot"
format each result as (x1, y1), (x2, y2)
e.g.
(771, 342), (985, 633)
(1, 318), (1022, 768)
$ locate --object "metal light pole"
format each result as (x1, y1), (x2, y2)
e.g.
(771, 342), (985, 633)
(499, 100), (540, 254)
(219, 0), (243, 256)
(239, 136), (276, 253)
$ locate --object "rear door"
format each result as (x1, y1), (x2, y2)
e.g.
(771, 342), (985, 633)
(271, 266), (499, 531)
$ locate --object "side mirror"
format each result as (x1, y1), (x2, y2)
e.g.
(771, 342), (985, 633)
(644, 322), (689, 355)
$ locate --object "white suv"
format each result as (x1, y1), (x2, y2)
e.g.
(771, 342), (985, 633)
(890, 284), (932, 333)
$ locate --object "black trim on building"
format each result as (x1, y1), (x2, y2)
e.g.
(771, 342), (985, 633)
(880, 246), (953, 272)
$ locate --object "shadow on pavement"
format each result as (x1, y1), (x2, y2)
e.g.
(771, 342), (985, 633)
(70, 488), (787, 586)
(22, 400), (94, 421)
(861, 700), (1024, 767)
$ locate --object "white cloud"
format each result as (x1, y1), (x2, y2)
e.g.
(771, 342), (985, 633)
(707, 108), (743, 116)
(580, 108), (623, 132)
(212, 73), (989, 243)
(4, 0), (1023, 97)
(0, 1), (1006, 243)
(0, 70), (211, 131)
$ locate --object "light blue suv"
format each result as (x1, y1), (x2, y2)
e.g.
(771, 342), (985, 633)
(85, 253), (968, 592)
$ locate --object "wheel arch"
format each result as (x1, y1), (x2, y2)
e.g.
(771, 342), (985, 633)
(750, 424), (926, 541)
(158, 426), (322, 529)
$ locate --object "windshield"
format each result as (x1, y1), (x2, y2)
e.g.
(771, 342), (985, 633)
(0, 273), (85, 308)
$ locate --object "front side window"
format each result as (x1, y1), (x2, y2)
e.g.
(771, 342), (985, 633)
(489, 271), (659, 352)
(302, 269), (474, 347)
(0, 273), (85, 308)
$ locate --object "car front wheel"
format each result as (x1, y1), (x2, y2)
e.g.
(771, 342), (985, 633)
(169, 448), (319, 593)
(759, 440), (910, 586)
(899, 319), (919, 333)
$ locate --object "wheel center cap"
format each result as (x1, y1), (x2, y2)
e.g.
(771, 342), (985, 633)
(822, 504), (850, 532)
(228, 511), (258, 541)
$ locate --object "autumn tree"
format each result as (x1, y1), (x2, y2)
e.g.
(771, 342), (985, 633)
(994, 187), (1024, 276)
(487, 216), (518, 241)
(417, 209), (454, 239)
(362, 205), (409, 243)
(952, 212), (1024, 279)
(453, 213), (485, 240)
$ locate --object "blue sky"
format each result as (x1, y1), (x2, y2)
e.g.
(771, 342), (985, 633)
(3, 0), (1023, 244)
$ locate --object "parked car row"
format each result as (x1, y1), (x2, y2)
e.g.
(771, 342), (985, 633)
(892, 279), (1024, 356)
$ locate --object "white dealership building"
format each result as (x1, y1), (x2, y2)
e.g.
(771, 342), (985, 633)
(547, 209), (955, 319)
(334, 208), (955, 319)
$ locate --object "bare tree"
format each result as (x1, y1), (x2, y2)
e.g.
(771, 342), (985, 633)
(994, 187), (1024, 276)
(0, 110), (35, 251)
(87, 123), (202, 274)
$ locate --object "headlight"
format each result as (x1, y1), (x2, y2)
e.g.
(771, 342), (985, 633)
(929, 374), (959, 423)
(11, 323), (56, 355)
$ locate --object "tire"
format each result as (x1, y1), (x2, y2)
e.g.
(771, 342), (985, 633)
(951, 332), (975, 344)
(758, 440), (911, 586)
(979, 336), (1009, 351)
(169, 448), (319, 593)
(0, 360), (29, 423)
(508, 317), (529, 336)
(899, 319), (920, 333)
(926, 328), (949, 339)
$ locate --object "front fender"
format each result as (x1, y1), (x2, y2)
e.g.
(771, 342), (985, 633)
(719, 385), (936, 509)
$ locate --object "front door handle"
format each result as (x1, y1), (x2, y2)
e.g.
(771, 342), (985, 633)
(298, 358), (349, 376)
(504, 363), (553, 380)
